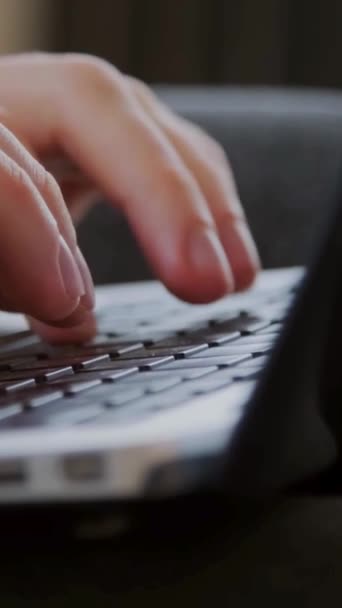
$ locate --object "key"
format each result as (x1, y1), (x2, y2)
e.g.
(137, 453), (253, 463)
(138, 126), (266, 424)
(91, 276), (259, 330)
(76, 356), (175, 372)
(64, 380), (103, 396)
(64, 382), (140, 403)
(255, 324), (282, 336)
(0, 404), (22, 422)
(160, 355), (251, 371)
(0, 332), (41, 355)
(144, 377), (182, 393)
(190, 345), (272, 357)
(115, 332), (172, 345)
(103, 388), (145, 407)
(189, 376), (234, 395)
(230, 368), (261, 380)
(117, 344), (209, 359)
(48, 369), (139, 390)
(1, 356), (42, 371)
(205, 332), (242, 346)
(37, 367), (74, 382)
(2, 378), (36, 393)
(71, 354), (111, 370)
(231, 335), (276, 346)
(16, 354), (111, 371)
(236, 357), (268, 369)
(0, 366), (74, 384)
(78, 341), (144, 357)
(47, 404), (106, 426)
(26, 390), (64, 409)
(148, 336), (207, 349)
(117, 368), (218, 384)
(0, 369), (40, 383)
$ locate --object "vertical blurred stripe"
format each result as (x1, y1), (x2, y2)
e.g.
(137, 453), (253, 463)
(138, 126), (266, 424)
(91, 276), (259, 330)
(0, 0), (58, 54)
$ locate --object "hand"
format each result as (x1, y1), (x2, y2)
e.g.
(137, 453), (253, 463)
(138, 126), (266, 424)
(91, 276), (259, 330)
(0, 53), (260, 343)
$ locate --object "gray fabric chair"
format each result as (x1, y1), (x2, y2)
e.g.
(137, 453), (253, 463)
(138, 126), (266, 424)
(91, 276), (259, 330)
(77, 87), (342, 284)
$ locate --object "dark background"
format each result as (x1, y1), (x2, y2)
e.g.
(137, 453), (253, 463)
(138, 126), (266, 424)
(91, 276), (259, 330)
(52, 0), (342, 88)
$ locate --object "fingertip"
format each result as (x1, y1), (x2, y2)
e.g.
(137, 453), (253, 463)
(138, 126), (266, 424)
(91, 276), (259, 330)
(157, 225), (235, 304)
(28, 308), (97, 344)
(75, 247), (95, 310)
(219, 217), (261, 292)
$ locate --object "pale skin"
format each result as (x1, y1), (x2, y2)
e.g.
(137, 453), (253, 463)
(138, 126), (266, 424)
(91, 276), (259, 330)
(0, 52), (260, 344)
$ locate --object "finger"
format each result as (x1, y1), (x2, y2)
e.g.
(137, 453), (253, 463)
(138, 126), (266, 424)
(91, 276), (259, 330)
(0, 122), (95, 310)
(0, 148), (85, 322)
(53, 56), (234, 303)
(130, 79), (260, 290)
(28, 311), (97, 345)
(25, 247), (97, 343)
(41, 153), (99, 222)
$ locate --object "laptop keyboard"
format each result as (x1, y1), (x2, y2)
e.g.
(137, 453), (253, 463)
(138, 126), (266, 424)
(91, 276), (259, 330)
(0, 281), (297, 430)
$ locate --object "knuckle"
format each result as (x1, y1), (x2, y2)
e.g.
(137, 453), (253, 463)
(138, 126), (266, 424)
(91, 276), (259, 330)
(39, 168), (60, 199)
(159, 161), (194, 199)
(207, 156), (233, 183)
(205, 138), (228, 165)
(6, 160), (32, 195)
(62, 53), (127, 102)
(129, 76), (152, 100)
(29, 160), (51, 191)
(39, 170), (78, 247)
(189, 123), (229, 165)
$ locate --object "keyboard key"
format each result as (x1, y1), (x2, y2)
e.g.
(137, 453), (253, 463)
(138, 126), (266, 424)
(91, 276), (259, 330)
(102, 388), (145, 407)
(100, 368), (140, 382)
(2, 378), (36, 393)
(0, 369), (39, 383)
(237, 356), (269, 369)
(47, 375), (103, 395)
(116, 332), (172, 345)
(71, 354), (110, 370)
(203, 316), (269, 335)
(205, 333), (242, 346)
(159, 355), (250, 371)
(0, 365), (75, 384)
(27, 390), (64, 409)
(48, 369), (139, 390)
(118, 368), (218, 384)
(240, 322), (271, 335)
(118, 344), (209, 359)
(176, 331), (240, 347)
(144, 377), (182, 393)
(64, 382), (141, 403)
(230, 368), (261, 380)
(149, 336), (208, 348)
(189, 368), (261, 388)
(76, 356), (175, 372)
(71, 337), (144, 354)
(14, 354), (110, 371)
(0, 404), (22, 421)
(38, 367), (74, 382)
(190, 344), (272, 357)
(63, 380), (102, 396)
(188, 376), (234, 395)
(231, 335), (276, 346)
(0, 356), (42, 371)
(255, 324), (282, 336)
(47, 404), (106, 426)
(0, 332), (41, 355)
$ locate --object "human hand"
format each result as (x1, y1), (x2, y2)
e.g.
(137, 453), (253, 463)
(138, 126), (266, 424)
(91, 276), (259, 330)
(0, 53), (260, 343)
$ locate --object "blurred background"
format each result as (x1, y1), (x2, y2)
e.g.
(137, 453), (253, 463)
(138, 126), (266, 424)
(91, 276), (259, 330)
(1, 0), (342, 281)
(1, 0), (342, 88)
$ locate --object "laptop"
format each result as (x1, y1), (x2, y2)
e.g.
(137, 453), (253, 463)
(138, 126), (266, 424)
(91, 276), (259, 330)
(0, 189), (340, 516)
